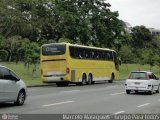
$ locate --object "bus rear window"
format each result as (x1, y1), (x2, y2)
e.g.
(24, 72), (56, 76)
(42, 44), (66, 56)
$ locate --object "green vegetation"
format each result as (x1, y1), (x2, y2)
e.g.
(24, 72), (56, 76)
(1, 62), (160, 86)
(1, 0), (160, 83)
(119, 64), (160, 80)
(1, 1), (160, 66)
(0, 62), (43, 86)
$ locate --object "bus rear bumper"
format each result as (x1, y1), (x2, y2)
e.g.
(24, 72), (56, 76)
(42, 76), (69, 83)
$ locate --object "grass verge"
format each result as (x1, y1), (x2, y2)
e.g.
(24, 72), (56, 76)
(0, 62), (160, 86)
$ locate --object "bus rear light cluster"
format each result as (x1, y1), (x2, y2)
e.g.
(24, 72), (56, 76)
(66, 67), (70, 74)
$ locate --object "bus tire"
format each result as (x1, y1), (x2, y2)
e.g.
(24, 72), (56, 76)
(82, 74), (87, 85)
(108, 74), (114, 83)
(87, 74), (92, 85)
(56, 82), (63, 87)
(92, 81), (95, 84)
(76, 82), (81, 86)
(56, 82), (69, 87)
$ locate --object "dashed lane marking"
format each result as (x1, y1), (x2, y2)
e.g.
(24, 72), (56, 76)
(114, 111), (125, 114)
(43, 101), (74, 107)
(137, 103), (150, 108)
(111, 92), (125, 96)
(60, 90), (81, 93)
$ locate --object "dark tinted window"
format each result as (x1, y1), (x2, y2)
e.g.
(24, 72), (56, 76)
(0, 68), (4, 79)
(106, 51), (113, 60)
(129, 72), (147, 80)
(42, 44), (66, 56)
(149, 73), (157, 79)
(113, 52), (119, 70)
(0, 67), (19, 80)
(0, 67), (11, 80)
(69, 46), (80, 58)
(69, 46), (114, 61)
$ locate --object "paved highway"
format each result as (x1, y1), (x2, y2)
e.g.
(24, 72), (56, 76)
(0, 80), (160, 114)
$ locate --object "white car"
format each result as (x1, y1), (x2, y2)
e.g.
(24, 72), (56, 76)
(125, 71), (160, 95)
(0, 65), (27, 105)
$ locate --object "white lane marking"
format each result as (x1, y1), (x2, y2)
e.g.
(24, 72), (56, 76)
(60, 90), (81, 93)
(158, 99), (160, 102)
(43, 101), (74, 107)
(137, 103), (150, 108)
(111, 92), (125, 96)
(114, 111), (125, 114)
(108, 85), (119, 88)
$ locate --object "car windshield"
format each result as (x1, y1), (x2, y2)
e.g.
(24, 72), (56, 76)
(129, 72), (147, 80)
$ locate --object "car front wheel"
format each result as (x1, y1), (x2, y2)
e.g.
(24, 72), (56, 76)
(14, 90), (26, 106)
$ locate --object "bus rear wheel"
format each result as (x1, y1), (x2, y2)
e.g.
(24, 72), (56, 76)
(82, 74), (87, 85)
(56, 82), (69, 87)
(87, 74), (92, 85)
(108, 74), (114, 83)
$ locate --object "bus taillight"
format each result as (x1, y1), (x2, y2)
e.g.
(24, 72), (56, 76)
(66, 67), (70, 74)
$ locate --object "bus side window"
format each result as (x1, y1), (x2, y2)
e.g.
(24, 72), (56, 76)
(78, 47), (82, 59)
(108, 52), (113, 61)
(88, 48), (92, 59)
(91, 50), (95, 60)
(74, 47), (79, 58)
(107, 52), (110, 60)
(87, 49), (91, 59)
(96, 51), (99, 60)
(111, 52), (113, 61)
(69, 46), (74, 58)
(99, 50), (103, 60)
(84, 48), (87, 59)
(82, 48), (86, 59)
(102, 51), (105, 60)
(100, 50), (105, 60)
(71, 46), (77, 59)
(113, 52), (119, 70)
(78, 47), (85, 59)
(85, 49), (88, 59)
(104, 51), (107, 60)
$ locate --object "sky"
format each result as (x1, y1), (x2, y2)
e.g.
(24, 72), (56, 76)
(107, 0), (160, 29)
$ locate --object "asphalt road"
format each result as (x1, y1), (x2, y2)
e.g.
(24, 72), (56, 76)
(0, 80), (160, 114)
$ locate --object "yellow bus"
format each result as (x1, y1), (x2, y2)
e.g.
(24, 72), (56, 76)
(40, 43), (119, 86)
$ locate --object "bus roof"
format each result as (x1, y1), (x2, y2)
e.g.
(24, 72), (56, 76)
(42, 42), (115, 52)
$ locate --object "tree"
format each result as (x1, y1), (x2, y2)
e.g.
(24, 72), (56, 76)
(119, 45), (133, 71)
(52, 0), (125, 47)
(151, 35), (160, 54)
(23, 42), (39, 78)
(1, 36), (21, 62)
(141, 49), (155, 70)
(0, 0), (125, 47)
(131, 26), (152, 49)
(0, 49), (8, 61)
